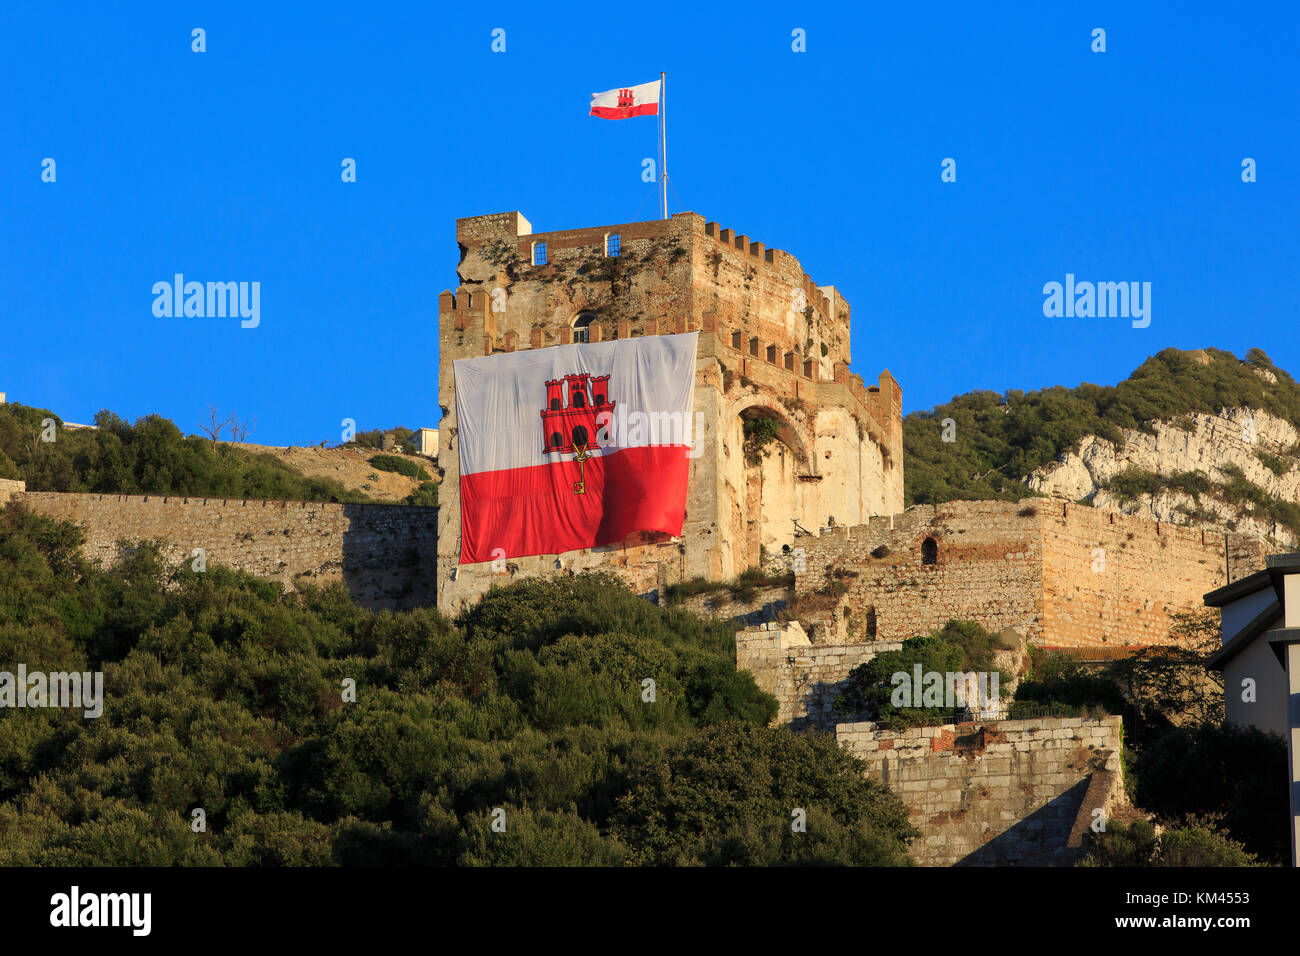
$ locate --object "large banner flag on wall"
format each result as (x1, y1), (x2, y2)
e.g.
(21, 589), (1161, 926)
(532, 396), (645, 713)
(454, 332), (698, 564)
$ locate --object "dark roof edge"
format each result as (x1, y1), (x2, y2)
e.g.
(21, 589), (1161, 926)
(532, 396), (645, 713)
(1207, 601), (1283, 671)
(1204, 569), (1272, 608)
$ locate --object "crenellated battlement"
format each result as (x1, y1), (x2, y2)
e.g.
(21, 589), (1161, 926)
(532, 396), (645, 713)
(702, 219), (838, 321)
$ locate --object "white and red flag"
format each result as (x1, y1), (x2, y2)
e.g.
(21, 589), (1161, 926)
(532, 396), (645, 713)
(589, 80), (661, 119)
(454, 332), (697, 564)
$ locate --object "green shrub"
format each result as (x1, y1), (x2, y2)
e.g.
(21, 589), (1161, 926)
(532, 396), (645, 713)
(405, 481), (438, 507)
(1080, 818), (1262, 867)
(1101, 468), (1211, 504)
(833, 620), (1011, 728)
(370, 454), (431, 481)
(1256, 449), (1290, 476)
(742, 416), (781, 465)
(350, 427), (418, 455)
(1134, 722), (1289, 865)
(611, 723), (916, 865)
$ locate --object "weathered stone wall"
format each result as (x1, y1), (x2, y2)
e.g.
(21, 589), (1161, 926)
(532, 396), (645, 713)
(796, 501), (1045, 644)
(837, 715), (1126, 866)
(1039, 503), (1255, 647)
(0, 479), (25, 505)
(671, 584), (790, 626)
(735, 621), (903, 728)
(11, 491), (437, 611)
(796, 499), (1264, 648)
(435, 210), (905, 614)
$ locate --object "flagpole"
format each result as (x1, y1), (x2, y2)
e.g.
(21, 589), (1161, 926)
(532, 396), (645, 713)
(660, 71), (668, 220)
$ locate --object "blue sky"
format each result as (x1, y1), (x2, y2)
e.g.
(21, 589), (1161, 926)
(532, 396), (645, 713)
(3, 2), (1297, 445)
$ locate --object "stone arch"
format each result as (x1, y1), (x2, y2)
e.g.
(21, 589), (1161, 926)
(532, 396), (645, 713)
(722, 390), (819, 478)
(921, 536), (938, 565)
(721, 389), (820, 576)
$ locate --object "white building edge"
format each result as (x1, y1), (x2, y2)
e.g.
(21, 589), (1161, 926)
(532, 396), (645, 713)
(1205, 553), (1300, 867)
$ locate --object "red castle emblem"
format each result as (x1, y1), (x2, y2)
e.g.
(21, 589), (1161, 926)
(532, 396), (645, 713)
(541, 373), (614, 494)
(617, 88), (635, 109)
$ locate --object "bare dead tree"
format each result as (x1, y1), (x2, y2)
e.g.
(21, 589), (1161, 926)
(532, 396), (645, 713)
(199, 406), (236, 451)
(229, 413), (256, 445)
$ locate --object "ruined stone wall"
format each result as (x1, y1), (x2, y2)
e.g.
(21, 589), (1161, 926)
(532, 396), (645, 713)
(837, 715), (1125, 866)
(735, 622), (903, 729)
(671, 584), (790, 626)
(0, 479), (25, 505)
(692, 217), (849, 383)
(797, 501), (1045, 644)
(11, 491), (437, 611)
(796, 499), (1265, 648)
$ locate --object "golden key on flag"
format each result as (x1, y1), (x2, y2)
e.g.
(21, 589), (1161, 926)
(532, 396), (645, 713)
(572, 442), (590, 495)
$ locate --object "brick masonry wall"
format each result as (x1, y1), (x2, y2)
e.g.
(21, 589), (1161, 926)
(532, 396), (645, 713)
(11, 491), (437, 611)
(837, 715), (1125, 866)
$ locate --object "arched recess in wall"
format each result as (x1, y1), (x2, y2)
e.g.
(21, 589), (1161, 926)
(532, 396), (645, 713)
(721, 392), (819, 576)
(921, 537), (938, 565)
(721, 392), (819, 477)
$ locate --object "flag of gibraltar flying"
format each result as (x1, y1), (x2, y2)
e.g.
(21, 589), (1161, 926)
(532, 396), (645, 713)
(454, 332), (697, 564)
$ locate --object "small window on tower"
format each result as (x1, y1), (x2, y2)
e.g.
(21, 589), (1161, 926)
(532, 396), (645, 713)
(922, 537), (938, 566)
(532, 242), (547, 266)
(606, 233), (621, 257)
(573, 312), (596, 344)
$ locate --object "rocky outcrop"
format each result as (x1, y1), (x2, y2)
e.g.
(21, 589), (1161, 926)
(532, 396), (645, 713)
(1026, 407), (1300, 548)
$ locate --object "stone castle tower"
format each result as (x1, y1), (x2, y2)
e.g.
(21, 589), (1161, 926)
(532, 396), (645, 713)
(436, 210), (904, 612)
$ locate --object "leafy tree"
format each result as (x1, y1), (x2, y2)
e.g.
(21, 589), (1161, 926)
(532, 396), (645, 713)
(1135, 722), (1288, 864)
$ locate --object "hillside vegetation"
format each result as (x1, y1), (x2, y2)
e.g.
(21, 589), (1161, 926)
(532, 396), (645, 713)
(0, 507), (915, 865)
(0, 404), (434, 506)
(904, 347), (1300, 506)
